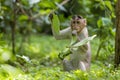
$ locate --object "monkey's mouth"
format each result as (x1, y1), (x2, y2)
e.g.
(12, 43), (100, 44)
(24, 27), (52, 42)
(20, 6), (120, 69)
(72, 27), (80, 32)
(72, 30), (77, 35)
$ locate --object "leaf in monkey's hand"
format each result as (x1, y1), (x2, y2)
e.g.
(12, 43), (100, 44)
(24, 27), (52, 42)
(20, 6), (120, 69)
(72, 35), (96, 48)
(63, 48), (70, 53)
(58, 35), (96, 60)
(58, 48), (71, 60)
(51, 13), (60, 35)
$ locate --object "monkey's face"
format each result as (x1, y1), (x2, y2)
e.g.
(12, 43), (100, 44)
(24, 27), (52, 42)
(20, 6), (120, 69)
(71, 15), (86, 33)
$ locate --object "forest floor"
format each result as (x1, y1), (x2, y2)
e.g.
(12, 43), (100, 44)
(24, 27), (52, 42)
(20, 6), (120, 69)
(0, 34), (119, 80)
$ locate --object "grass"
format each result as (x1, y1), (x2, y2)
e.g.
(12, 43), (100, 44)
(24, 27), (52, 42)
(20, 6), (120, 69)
(0, 34), (119, 80)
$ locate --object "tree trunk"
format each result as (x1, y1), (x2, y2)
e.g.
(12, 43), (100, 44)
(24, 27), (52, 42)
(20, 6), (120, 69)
(11, 0), (17, 55)
(11, 22), (15, 55)
(115, 0), (120, 68)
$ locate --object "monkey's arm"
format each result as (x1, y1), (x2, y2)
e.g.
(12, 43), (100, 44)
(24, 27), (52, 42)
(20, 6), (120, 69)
(50, 13), (72, 40)
(54, 27), (72, 40)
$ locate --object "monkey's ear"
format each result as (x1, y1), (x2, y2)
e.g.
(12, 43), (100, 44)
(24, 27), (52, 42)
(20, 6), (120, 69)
(83, 19), (87, 26)
(78, 15), (83, 19)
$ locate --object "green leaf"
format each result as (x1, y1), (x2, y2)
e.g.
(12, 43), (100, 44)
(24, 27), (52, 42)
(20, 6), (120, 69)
(97, 19), (102, 28)
(39, 9), (51, 15)
(18, 15), (28, 21)
(71, 35), (96, 48)
(105, 1), (113, 11)
(97, 17), (112, 28)
(51, 13), (60, 35)
(101, 17), (112, 26)
(39, 1), (56, 8)
(58, 48), (71, 60)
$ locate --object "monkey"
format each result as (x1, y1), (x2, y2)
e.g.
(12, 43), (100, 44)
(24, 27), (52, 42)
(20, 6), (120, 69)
(50, 14), (91, 71)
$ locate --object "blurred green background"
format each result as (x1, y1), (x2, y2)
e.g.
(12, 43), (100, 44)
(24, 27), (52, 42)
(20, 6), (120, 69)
(0, 0), (119, 80)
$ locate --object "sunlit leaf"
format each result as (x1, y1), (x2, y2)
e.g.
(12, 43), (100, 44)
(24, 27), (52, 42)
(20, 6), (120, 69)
(0, 50), (12, 63)
(1, 64), (23, 77)
(51, 13), (60, 35)
(112, 12), (116, 18)
(97, 19), (102, 28)
(39, 9), (51, 15)
(0, 16), (3, 20)
(39, 1), (55, 8)
(105, 1), (113, 11)
(18, 15), (28, 21)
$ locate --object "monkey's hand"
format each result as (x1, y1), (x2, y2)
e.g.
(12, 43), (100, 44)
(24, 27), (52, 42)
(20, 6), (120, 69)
(49, 10), (56, 21)
(49, 13), (53, 21)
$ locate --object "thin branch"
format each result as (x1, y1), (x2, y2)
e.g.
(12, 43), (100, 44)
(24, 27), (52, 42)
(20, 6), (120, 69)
(60, 0), (70, 6)
(31, 0), (70, 20)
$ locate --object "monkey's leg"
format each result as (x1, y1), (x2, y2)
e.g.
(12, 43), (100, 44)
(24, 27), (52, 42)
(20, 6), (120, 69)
(79, 61), (87, 71)
(63, 59), (73, 71)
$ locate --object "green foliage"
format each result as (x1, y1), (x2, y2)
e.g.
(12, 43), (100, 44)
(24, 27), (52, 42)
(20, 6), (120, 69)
(0, 34), (119, 80)
(0, 0), (115, 34)
(0, 34), (5, 45)
(0, 0), (118, 80)
(97, 17), (114, 39)
(0, 64), (120, 80)
(0, 33), (15, 63)
(96, 16), (115, 57)
(0, 48), (14, 63)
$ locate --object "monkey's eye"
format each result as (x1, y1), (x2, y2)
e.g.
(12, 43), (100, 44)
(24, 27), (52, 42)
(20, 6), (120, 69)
(73, 21), (75, 24)
(77, 21), (80, 24)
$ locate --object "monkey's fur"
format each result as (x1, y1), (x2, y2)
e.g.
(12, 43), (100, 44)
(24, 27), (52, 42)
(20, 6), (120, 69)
(51, 15), (91, 71)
